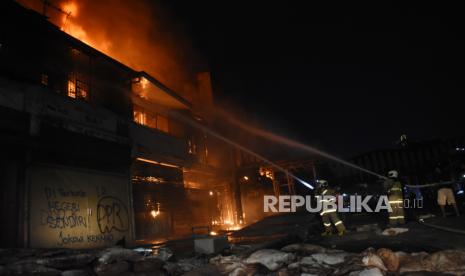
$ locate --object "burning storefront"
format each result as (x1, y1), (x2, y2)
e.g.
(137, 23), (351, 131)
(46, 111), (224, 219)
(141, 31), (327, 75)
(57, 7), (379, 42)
(0, 0), (240, 248)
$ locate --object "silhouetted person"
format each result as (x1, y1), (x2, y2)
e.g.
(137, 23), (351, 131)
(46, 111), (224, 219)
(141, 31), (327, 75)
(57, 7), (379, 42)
(437, 186), (459, 217)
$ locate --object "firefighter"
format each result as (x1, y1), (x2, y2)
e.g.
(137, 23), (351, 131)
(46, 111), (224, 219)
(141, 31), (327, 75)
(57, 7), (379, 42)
(384, 170), (405, 225)
(315, 179), (346, 236)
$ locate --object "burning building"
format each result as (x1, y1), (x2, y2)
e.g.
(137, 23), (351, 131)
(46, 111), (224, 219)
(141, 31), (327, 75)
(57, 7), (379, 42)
(0, 0), (239, 248)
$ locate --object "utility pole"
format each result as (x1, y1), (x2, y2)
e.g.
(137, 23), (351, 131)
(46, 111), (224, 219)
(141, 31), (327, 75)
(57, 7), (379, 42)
(40, 0), (70, 20)
(42, 0), (49, 17)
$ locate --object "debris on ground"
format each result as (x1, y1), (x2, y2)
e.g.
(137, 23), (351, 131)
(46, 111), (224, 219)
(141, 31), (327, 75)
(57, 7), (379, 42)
(2, 242), (465, 275)
(380, 227), (409, 236)
(355, 223), (381, 233)
(376, 248), (399, 271)
(244, 249), (295, 271)
(362, 249), (387, 271)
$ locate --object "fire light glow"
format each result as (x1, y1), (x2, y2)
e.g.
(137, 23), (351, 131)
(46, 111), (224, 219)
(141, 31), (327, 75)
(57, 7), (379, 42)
(59, 1), (112, 57)
(150, 209), (159, 218)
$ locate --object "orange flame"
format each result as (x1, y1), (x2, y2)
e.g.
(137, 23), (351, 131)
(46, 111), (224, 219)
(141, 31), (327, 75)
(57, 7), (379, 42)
(60, 1), (111, 55)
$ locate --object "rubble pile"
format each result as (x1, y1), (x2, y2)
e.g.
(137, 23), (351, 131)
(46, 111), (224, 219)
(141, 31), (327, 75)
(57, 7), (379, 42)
(1, 244), (465, 275)
(209, 244), (465, 276)
(0, 247), (173, 276)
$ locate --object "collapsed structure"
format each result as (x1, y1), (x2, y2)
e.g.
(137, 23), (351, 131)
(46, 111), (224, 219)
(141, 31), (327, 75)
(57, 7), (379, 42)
(0, 1), (243, 248)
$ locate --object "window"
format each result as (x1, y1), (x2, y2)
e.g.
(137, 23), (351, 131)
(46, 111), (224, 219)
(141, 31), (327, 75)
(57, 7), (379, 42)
(41, 73), (49, 86)
(188, 139), (197, 155)
(67, 73), (89, 100)
(68, 80), (76, 98)
(133, 105), (170, 134)
(134, 109), (147, 125)
(76, 79), (88, 99)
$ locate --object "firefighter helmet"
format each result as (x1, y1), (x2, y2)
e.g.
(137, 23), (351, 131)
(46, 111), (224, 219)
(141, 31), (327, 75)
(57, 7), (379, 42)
(388, 170), (398, 178)
(317, 179), (328, 188)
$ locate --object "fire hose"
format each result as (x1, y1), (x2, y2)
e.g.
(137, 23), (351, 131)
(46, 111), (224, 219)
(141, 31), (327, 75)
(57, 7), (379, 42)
(405, 181), (457, 188)
(420, 220), (465, 235)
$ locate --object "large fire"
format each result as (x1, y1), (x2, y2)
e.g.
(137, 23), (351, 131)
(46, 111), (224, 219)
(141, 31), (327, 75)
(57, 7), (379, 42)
(17, 0), (200, 102)
(60, 1), (111, 53)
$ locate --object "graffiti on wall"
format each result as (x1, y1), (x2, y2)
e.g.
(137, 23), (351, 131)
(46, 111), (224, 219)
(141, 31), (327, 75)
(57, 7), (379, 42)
(97, 196), (130, 234)
(29, 166), (131, 248)
(40, 187), (88, 229)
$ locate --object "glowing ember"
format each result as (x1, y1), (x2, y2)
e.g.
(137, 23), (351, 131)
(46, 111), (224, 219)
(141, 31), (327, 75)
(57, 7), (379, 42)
(209, 231), (218, 236)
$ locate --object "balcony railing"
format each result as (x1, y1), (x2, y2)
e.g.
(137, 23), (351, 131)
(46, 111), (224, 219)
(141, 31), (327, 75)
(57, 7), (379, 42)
(129, 122), (189, 166)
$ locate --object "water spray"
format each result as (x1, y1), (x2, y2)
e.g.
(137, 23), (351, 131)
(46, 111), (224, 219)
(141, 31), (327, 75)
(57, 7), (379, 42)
(215, 107), (387, 180)
(168, 110), (315, 189)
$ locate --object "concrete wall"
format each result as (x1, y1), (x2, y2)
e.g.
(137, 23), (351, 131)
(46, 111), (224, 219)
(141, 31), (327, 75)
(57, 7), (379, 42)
(28, 164), (132, 248)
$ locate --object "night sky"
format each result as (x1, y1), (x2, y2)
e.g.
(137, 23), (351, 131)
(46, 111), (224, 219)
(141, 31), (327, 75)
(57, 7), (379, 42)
(165, 1), (464, 158)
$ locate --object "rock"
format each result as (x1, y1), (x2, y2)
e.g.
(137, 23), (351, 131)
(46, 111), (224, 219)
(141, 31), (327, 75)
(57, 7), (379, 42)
(36, 253), (95, 269)
(362, 252), (387, 271)
(7, 262), (61, 275)
(281, 243), (327, 254)
(381, 227), (408, 236)
(210, 254), (244, 272)
(349, 267), (384, 276)
(97, 247), (142, 264)
(297, 256), (335, 275)
(398, 252), (432, 274)
(133, 258), (165, 272)
(429, 250), (465, 274)
(61, 269), (93, 276)
(229, 267), (247, 276)
(94, 260), (130, 276)
(299, 256), (320, 267)
(245, 249), (295, 271)
(311, 252), (348, 265)
(376, 248), (399, 271)
(287, 262), (300, 270)
(277, 267), (290, 276)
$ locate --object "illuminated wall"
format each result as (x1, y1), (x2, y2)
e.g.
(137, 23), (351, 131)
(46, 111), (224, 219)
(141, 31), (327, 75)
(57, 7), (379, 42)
(28, 165), (132, 248)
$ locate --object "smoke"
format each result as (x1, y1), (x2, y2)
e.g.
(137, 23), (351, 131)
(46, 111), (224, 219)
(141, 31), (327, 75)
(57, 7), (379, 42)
(212, 106), (387, 179)
(17, 0), (204, 102)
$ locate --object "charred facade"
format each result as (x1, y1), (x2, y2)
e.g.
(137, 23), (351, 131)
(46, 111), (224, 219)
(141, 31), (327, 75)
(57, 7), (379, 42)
(0, 1), (238, 248)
